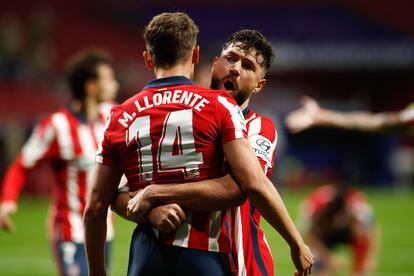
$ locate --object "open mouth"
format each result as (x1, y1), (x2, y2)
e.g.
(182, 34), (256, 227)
(223, 80), (234, 91)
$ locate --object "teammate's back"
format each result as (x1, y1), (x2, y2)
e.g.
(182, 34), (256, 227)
(99, 79), (245, 190)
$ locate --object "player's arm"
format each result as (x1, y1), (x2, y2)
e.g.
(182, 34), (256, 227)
(223, 138), (313, 276)
(0, 157), (27, 232)
(84, 163), (122, 276)
(286, 96), (404, 133)
(112, 174), (245, 227)
(0, 120), (56, 232)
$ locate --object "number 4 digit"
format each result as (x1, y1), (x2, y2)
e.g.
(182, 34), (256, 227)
(127, 109), (204, 181)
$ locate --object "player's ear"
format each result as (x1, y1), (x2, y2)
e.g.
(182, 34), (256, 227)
(143, 51), (154, 69)
(211, 56), (219, 72)
(252, 79), (266, 94)
(192, 46), (200, 64)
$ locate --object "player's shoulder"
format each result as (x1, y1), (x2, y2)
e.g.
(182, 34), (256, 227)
(247, 109), (277, 139)
(36, 108), (69, 125)
(250, 110), (276, 128)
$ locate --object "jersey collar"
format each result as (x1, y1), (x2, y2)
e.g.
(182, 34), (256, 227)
(242, 108), (250, 118)
(144, 76), (193, 89)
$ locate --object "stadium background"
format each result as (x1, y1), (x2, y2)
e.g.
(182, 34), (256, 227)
(0, 0), (413, 275)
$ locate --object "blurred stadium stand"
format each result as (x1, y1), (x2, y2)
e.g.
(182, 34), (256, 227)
(1, 0), (413, 196)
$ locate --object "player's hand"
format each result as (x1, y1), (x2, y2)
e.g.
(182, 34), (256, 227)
(291, 244), (314, 276)
(148, 204), (186, 233)
(0, 201), (17, 233)
(127, 188), (151, 223)
(285, 96), (321, 133)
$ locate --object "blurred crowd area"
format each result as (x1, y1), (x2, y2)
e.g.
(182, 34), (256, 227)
(1, 0), (414, 196)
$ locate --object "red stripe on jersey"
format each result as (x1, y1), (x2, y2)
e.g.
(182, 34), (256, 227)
(188, 211), (210, 250)
(60, 167), (72, 241)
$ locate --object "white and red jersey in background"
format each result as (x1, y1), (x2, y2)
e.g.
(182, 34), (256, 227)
(1, 105), (114, 242)
(97, 76), (247, 253)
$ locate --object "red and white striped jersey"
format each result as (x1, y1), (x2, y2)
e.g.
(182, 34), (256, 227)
(97, 76), (247, 253)
(1, 106), (114, 242)
(229, 109), (278, 276)
(400, 103), (414, 126)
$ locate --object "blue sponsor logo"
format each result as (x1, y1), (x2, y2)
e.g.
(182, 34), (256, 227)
(256, 139), (271, 153)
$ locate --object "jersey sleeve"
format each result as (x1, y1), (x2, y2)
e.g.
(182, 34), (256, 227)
(399, 103), (414, 126)
(1, 117), (58, 203)
(96, 110), (120, 166)
(216, 94), (247, 144)
(248, 117), (277, 176)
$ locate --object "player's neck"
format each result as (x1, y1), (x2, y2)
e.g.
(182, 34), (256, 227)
(72, 97), (99, 122)
(154, 62), (194, 80)
(239, 98), (250, 111)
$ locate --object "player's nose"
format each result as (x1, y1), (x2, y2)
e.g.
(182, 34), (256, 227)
(230, 62), (241, 77)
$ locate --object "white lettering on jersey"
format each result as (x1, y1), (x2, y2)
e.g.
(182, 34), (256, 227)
(133, 90), (210, 113)
(118, 111), (135, 128)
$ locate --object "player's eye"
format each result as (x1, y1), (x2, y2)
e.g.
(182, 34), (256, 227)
(226, 55), (237, 62)
(242, 62), (254, 71)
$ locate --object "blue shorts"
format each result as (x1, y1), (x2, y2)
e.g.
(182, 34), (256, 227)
(52, 240), (111, 276)
(127, 226), (233, 276)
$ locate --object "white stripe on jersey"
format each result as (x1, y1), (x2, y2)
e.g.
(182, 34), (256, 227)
(78, 124), (97, 171)
(52, 113), (75, 160)
(218, 96), (246, 139)
(172, 212), (192, 248)
(208, 211), (222, 251)
(247, 116), (261, 137)
(67, 165), (84, 242)
(21, 124), (55, 168)
(235, 207), (247, 276)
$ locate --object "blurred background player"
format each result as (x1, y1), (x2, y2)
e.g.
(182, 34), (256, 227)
(0, 49), (119, 276)
(286, 96), (414, 133)
(297, 184), (379, 276)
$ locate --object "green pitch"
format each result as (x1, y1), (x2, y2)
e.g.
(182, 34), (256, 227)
(0, 190), (413, 275)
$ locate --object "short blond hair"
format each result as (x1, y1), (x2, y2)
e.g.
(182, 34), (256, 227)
(143, 12), (199, 69)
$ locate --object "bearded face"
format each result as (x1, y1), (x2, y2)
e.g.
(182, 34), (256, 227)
(210, 43), (265, 107)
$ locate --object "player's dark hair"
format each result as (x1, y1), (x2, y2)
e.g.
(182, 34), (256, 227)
(143, 12), (199, 69)
(66, 50), (112, 100)
(223, 30), (274, 74)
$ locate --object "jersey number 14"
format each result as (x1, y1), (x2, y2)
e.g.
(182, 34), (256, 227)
(126, 109), (204, 181)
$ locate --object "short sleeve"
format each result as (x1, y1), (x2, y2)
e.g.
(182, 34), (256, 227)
(248, 117), (277, 173)
(217, 94), (247, 144)
(21, 117), (58, 168)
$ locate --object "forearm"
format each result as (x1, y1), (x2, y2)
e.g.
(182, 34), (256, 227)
(224, 139), (304, 249)
(84, 163), (122, 275)
(145, 174), (245, 211)
(248, 176), (304, 249)
(84, 205), (108, 276)
(316, 110), (401, 131)
(110, 192), (131, 221)
(1, 157), (27, 203)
